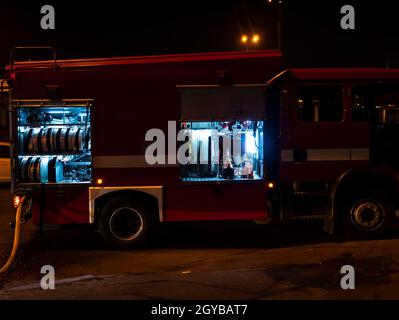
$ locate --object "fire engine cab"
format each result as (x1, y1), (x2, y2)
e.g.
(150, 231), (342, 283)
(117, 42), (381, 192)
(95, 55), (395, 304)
(6, 48), (399, 248)
(267, 68), (399, 236)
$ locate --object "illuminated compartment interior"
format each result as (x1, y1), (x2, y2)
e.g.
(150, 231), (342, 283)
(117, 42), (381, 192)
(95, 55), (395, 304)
(16, 106), (92, 184)
(179, 121), (264, 182)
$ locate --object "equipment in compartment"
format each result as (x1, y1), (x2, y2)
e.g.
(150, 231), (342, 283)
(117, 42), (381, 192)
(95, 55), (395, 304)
(19, 157), (40, 182)
(20, 126), (89, 154)
(180, 120), (264, 181)
(41, 128), (53, 153)
(16, 105), (92, 184)
(19, 156), (64, 183)
(20, 109), (85, 126)
(20, 156), (41, 182)
(47, 157), (64, 183)
(84, 127), (91, 150)
(62, 156), (92, 183)
(67, 127), (82, 152)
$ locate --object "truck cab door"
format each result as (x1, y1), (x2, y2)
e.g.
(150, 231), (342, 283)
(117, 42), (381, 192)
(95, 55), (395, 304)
(368, 83), (399, 169)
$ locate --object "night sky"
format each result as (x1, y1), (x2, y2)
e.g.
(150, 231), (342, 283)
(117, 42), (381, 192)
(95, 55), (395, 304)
(1, 0), (399, 73)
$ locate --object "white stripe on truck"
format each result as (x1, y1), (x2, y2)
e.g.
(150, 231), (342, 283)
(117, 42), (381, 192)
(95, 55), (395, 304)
(94, 148), (370, 168)
(281, 148), (369, 162)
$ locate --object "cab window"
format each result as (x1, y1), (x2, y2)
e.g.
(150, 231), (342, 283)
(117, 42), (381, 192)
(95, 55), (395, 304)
(298, 86), (343, 122)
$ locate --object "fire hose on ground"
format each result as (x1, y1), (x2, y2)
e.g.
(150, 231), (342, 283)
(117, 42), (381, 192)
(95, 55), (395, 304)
(0, 196), (26, 275)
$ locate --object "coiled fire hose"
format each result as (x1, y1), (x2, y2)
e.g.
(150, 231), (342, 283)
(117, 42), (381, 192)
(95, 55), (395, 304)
(0, 196), (26, 274)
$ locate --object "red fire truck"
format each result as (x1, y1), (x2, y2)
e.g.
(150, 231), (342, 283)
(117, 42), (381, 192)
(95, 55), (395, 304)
(6, 48), (399, 248)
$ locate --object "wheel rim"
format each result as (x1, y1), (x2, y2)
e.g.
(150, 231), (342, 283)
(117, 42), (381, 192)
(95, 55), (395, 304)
(350, 200), (385, 231)
(109, 207), (144, 241)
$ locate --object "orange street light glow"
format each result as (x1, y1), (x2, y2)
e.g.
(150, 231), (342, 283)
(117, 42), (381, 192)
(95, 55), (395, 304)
(252, 34), (260, 44)
(241, 34), (249, 43)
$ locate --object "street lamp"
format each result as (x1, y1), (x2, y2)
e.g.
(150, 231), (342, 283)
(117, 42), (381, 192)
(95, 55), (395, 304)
(252, 34), (260, 44)
(240, 33), (261, 50)
(241, 34), (249, 44)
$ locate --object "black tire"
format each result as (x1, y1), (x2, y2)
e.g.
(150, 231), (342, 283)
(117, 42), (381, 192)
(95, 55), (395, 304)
(342, 192), (394, 238)
(98, 196), (154, 249)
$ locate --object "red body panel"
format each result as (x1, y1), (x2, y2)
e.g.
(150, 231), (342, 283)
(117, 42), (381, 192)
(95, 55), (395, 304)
(166, 182), (268, 221)
(31, 186), (89, 224)
(10, 50), (283, 224)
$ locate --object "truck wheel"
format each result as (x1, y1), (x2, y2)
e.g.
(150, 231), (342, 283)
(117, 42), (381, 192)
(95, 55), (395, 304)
(343, 193), (393, 238)
(98, 196), (153, 249)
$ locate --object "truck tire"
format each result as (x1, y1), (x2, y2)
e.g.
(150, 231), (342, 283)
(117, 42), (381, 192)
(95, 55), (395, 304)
(98, 196), (153, 249)
(343, 192), (394, 238)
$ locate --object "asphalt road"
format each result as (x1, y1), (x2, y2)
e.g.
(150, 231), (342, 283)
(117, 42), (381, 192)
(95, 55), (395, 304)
(1, 187), (399, 299)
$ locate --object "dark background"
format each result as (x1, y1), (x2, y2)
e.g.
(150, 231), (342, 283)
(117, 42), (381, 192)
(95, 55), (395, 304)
(0, 0), (398, 72)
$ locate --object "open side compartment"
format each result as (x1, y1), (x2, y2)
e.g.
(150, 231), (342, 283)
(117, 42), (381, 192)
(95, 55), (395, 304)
(179, 120), (264, 182)
(14, 100), (92, 184)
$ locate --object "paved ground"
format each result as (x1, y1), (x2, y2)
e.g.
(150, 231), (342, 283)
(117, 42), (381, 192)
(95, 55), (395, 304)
(1, 187), (399, 300)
